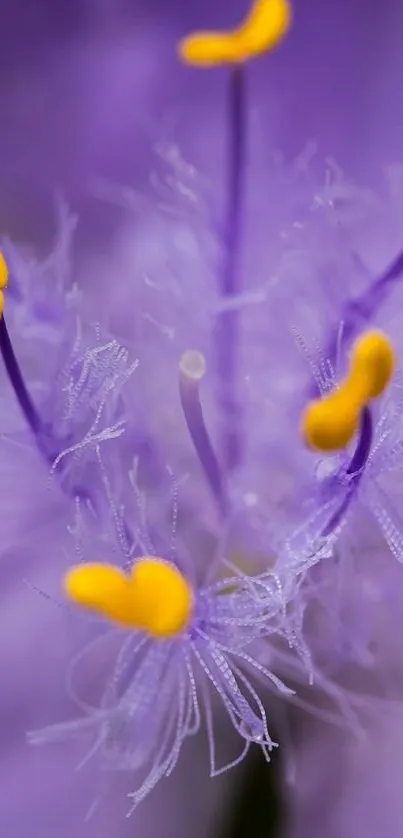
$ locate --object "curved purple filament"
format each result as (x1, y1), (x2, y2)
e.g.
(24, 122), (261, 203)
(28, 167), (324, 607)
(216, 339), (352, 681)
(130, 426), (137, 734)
(346, 405), (373, 476)
(0, 316), (42, 437)
(326, 249), (403, 367)
(321, 406), (373, 537)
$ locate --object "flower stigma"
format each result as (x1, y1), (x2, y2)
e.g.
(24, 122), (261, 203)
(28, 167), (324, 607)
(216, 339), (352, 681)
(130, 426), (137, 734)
(179, 349), (226, 512)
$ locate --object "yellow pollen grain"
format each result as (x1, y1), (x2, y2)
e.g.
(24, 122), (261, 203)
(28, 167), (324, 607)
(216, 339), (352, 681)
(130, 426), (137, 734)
(64, 557), (194, 638)
(302, 330), (395, 453)
(178, 0), (292, 67)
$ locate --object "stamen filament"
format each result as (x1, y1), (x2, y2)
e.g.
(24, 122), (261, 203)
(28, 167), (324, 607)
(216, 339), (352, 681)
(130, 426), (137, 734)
(321, 406), (373, 537)
(215, 64), (246, 473)
(179, 350), (226, 513)
(0, 316), (42, 437)
(346, 404), (373, 476)
(0, 312), (98, 506)
(179, 5), (292, 472)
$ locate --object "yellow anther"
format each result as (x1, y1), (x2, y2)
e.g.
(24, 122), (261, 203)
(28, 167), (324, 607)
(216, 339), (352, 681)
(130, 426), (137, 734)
(302, 330), (395, 453)
(64, 557), (194, 638)
(302, 390), (361, 453)
(350, 330), (395, 399)
(0, 252), (8, 290)
(178, 0), (291, 67)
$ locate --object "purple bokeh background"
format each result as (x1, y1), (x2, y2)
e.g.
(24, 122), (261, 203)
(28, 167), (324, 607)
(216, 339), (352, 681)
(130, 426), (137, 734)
(1, 0), (403, 244)
(2, 1), (403, 836)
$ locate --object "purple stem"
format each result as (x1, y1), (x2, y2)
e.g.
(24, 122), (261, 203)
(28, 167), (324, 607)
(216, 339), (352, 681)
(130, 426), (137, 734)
(215, 64), (246, 473)
(0, 316), (42, 437)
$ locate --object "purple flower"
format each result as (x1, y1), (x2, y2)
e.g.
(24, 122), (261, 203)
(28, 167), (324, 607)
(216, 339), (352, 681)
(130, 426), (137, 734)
(5, 2), (403, 836)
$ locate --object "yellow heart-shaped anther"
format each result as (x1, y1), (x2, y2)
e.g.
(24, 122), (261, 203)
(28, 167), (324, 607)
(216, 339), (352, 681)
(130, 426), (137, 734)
(64, 557), (194, 638)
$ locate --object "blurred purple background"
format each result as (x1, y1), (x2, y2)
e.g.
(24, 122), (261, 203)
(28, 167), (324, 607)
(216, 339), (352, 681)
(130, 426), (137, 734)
(1, 0), (403, 245)
(2, 1), (403, 836)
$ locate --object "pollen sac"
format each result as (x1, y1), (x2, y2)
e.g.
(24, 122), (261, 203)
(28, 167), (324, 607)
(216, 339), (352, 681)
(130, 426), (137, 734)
(0, 251), (8, 290)
(302, 330), (395, 453)
(302, 392), (360, 453)
(351, 330), (395, 399)
(178, 0), (292, 67)
(64, 558), (194, 638)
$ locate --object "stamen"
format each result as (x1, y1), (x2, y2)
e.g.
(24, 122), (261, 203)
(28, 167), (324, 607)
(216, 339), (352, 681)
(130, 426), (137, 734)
(302, 330), (395, 453)
(0, 254), (42, 437)
(179, 350), (226, 513)
(64, 557), (194, 638)
(178, 3), (292, 473)
(177, 0), (292, 66)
